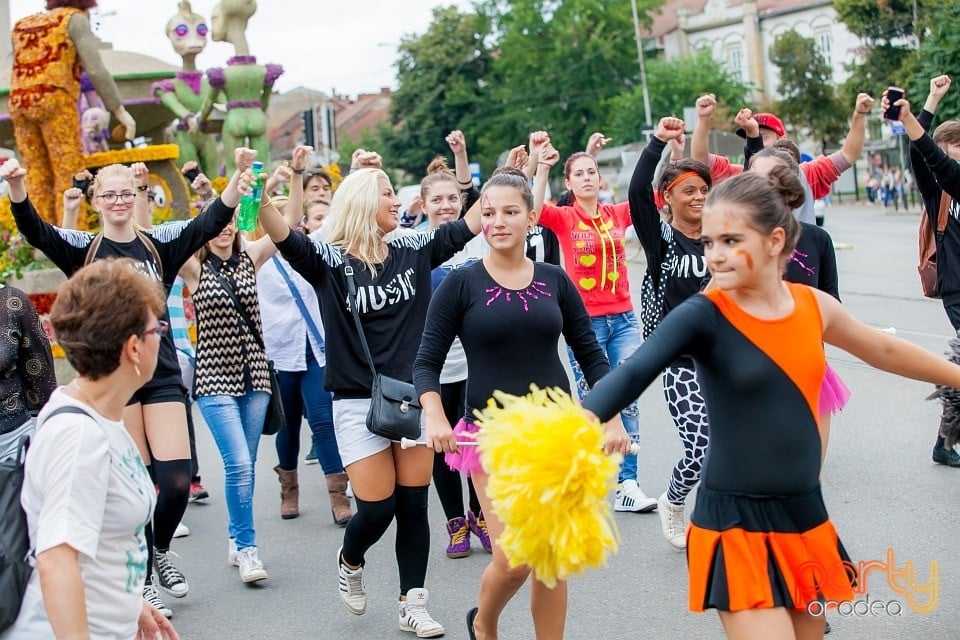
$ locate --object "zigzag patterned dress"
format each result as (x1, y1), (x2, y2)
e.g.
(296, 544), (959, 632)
(192, 253), (271, 398)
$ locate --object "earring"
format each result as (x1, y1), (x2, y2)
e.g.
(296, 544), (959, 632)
(134, 365), (141, 378)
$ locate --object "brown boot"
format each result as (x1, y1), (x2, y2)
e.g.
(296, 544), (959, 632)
(274, 466), (299, 520)
(325, 472), (353, 526)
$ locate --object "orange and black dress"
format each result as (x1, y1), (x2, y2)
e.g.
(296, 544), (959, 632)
(582, 283), (856, 612)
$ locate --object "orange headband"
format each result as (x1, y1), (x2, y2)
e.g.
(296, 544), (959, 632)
(662, 171), (700, 194)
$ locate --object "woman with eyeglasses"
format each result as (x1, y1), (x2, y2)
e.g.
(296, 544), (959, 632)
(2, 151), (246, 619)
(175, 156), (302, 584)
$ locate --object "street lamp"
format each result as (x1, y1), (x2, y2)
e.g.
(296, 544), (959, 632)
(630, 0), (652, 128)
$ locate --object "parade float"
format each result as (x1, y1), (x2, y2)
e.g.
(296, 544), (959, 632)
(0, 0), (281, 377)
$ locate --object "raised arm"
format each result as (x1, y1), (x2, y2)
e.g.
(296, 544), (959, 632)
(898, 96), (960, 202)
(446, 130), (473, 190)
(585, 132), (612, 158)
(1, 160), (89, 274)
(132, 163), (152, 229)
(921, 75), (951, 129)
(286, 145), (310, 222)
(629, 117), (682, 266)
(736, 109), (764, 168)
(246, 167), (307, 270)
(840, 93), (876, 165)
(690, 94), (716, 164)
(60, 187), (84, 231)
(528, 131), (552, 217)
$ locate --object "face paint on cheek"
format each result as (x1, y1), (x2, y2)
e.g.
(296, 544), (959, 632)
(482, 223), (492, 235)
(734, 248), (754, 270)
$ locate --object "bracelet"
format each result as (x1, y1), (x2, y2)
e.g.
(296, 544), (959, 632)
(457, 179), (473, 186)
(136, 185), (149, 192)
(856, 109), (871, 115)
(537, 162), (552, 167)
(292, 168), (306, 175)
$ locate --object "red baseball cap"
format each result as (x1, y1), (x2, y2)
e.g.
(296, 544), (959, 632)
(736, 113), (786, 138)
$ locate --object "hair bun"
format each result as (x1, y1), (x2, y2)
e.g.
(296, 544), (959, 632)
(426, 156), (453, 175)
(765, 164), (806, 210)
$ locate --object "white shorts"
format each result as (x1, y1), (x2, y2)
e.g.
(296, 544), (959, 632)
(332, 398), (425, 467)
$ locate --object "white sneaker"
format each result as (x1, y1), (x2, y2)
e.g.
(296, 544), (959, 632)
(228, 539), (239, 567)
(399, 588), (445, 638)
(614, 479), (657, 513)
(173, 521), (190, 538)
(337, 546), (367, 615)
(237, 546), (268, 583)
(657, 492), (687, 550)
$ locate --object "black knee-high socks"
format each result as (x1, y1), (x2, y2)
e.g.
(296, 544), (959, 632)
(395, 485), (430, 595)
(152, 459), (191, 551)
(432, 454), (481, 520)
(340, 485), (432, 596)
(341, 492), (397, 567)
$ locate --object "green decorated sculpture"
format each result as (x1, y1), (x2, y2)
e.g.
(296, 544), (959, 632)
(152, 1), (220, 177)
(199, 0), (282, 174)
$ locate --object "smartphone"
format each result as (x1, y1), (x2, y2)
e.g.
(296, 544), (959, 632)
(884, 86), (904, 121)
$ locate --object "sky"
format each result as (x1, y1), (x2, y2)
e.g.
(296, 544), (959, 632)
(8, 0), (473, 97)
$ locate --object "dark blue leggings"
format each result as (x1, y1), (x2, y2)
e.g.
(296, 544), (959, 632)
(275, 349), (343, 474)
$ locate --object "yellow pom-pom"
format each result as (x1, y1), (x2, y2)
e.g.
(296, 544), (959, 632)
(474, 385), (622, 588)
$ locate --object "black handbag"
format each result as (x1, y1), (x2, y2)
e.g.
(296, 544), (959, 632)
(210, 265), (286, 436)
(343, 261), (422, 441)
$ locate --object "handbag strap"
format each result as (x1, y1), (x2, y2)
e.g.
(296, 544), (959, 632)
(271, 256), (324, 349)
(937, 191), (951, 234)
(209, 260), (267, 352)
(342, 257), (378, 379)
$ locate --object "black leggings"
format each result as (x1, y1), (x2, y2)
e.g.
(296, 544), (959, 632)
(152, 459), (192, 550)
(432, 380), (480, 519)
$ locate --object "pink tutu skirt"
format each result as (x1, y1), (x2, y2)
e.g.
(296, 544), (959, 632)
(444, 419), (483, 476)
(819, 365), (851, 415)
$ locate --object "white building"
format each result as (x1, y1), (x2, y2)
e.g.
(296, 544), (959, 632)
(644, 0), (864, 104)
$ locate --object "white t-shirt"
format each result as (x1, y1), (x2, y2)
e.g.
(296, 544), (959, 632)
(2, 389), (155, 640)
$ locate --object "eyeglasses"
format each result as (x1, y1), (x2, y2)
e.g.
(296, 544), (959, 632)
(141, 320), (169, 338)
(97, 192), (137, 204)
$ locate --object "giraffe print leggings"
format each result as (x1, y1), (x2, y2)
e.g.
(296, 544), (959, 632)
(662, 360), (709, 506)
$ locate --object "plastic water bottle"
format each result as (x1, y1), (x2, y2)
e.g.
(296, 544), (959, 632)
(237, 161), (264, 231)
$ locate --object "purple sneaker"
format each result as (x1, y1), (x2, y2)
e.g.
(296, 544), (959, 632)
(468, 510), (492, 553)
(445, 517), (471, 558)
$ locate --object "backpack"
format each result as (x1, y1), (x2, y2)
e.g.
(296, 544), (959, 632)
(919, 192), (951, 299)
(84, 230), (164, 279)
(0, 406), (91, 632)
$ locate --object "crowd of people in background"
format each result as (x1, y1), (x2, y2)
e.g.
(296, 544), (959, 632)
(2, 74), (960, 640)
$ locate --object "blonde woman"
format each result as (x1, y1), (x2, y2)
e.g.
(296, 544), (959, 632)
(2, 152), (245, 618)
(257, 167), (481, 638)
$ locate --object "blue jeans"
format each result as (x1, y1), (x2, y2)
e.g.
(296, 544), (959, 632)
(275, 348), (343, 474)
(196, 391), (269, 550)
(568, 311), (642, 483)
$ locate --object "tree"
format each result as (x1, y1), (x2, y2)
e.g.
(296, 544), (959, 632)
(769, 29), (849, 153)
(381, 6), (494, 177)
(605, 49), (749, 141)
(834, 0), (928, 105)
(908, 4), (960, 121)
(475, 0), (663, 164)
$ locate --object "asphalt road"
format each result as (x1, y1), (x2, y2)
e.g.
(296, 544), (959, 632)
(167, 201), (959, 640)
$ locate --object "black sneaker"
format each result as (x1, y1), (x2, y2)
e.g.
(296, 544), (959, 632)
(154, 549), (188, 598)
(824, 619), (831, 634)
(932, 447), (960, 467)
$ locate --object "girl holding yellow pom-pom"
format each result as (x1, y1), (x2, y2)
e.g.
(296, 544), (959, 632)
(582, 169), (960, 640)
(413, 167), (632, 640)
